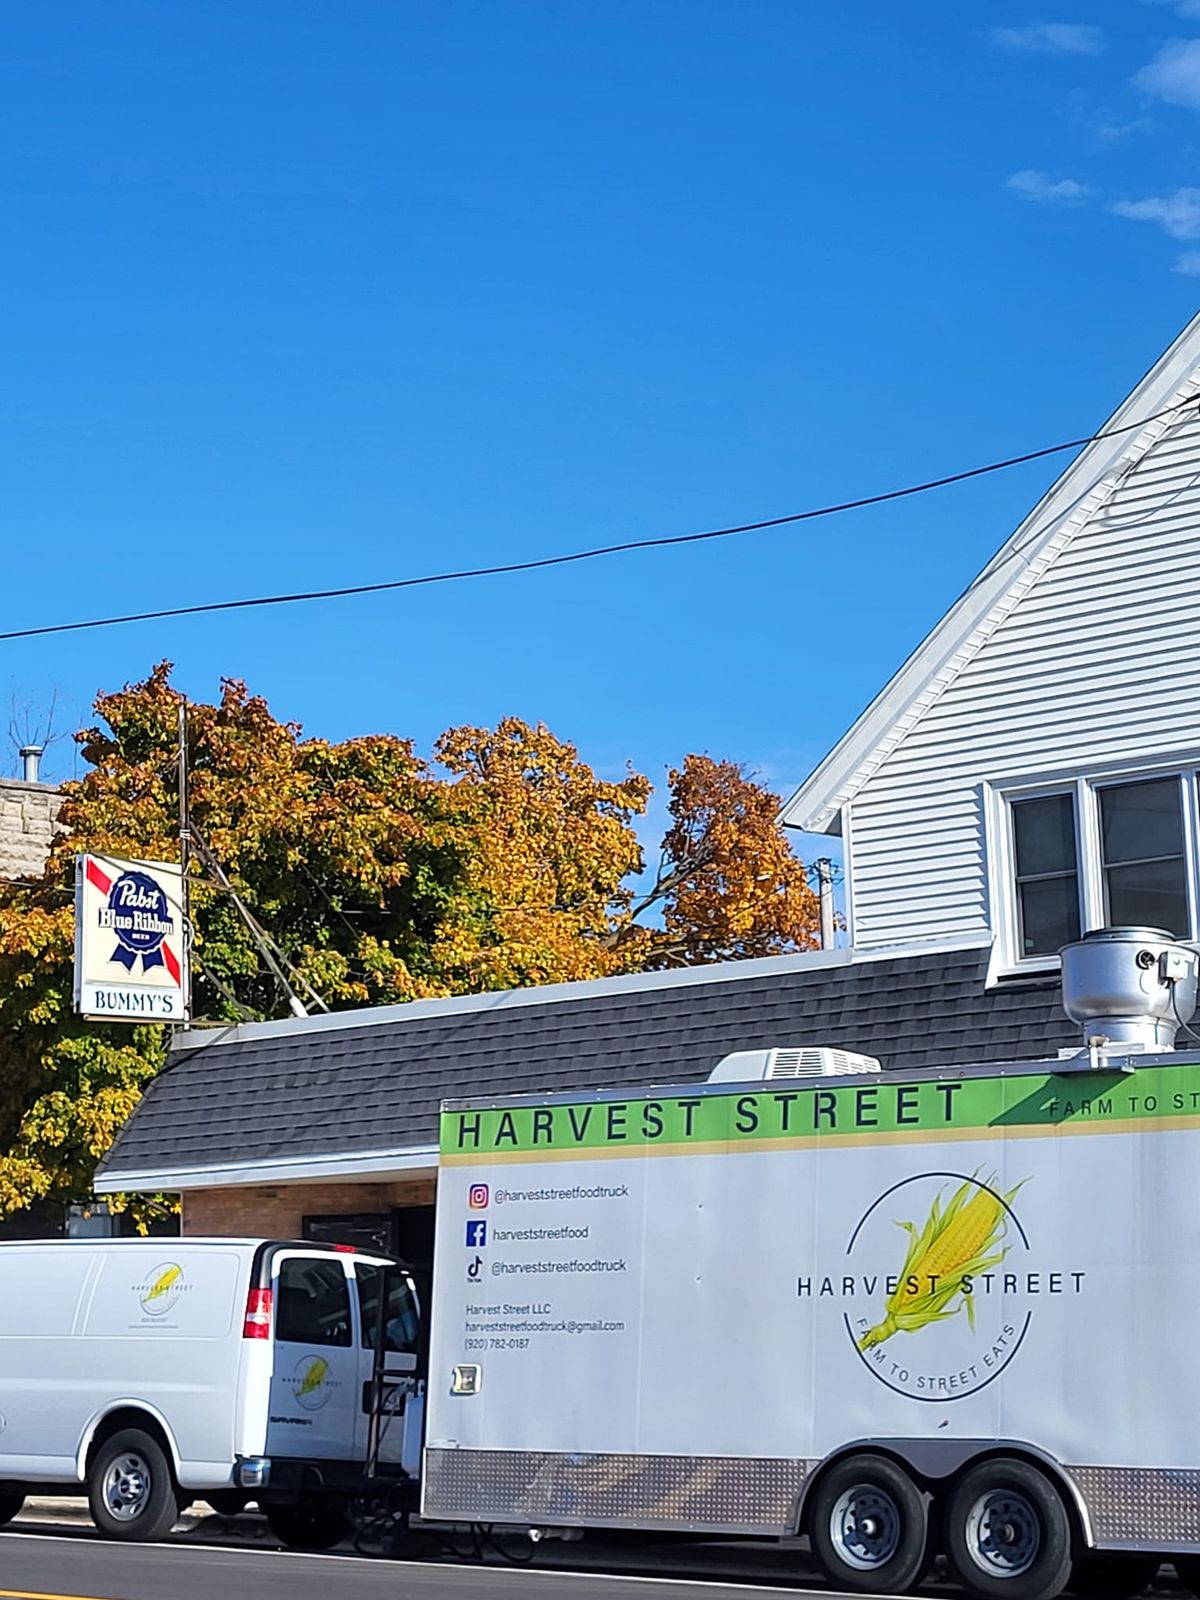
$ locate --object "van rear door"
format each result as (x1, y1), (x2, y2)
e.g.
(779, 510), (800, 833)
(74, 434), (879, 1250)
(350, 1258), (422, 1476)
(264, 1251), (358, 1462)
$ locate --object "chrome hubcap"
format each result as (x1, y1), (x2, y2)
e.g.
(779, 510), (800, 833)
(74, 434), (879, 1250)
(965, 1489), (1041, 1578)
(103, 1452), (152, 1521)
(830, 1483), (903, 1570)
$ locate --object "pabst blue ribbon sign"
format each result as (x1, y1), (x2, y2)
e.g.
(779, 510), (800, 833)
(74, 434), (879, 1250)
(74, 855), (188, 1022)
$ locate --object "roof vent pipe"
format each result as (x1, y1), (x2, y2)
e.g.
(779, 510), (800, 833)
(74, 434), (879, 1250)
(19, 745), (42, 784)
(1060, 927), (1199, 1051)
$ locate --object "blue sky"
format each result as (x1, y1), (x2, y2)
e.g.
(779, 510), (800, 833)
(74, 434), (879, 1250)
(2, 1), (1198, 870)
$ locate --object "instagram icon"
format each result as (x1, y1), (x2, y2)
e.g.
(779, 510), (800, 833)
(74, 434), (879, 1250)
(468, 1183), (489, 1210)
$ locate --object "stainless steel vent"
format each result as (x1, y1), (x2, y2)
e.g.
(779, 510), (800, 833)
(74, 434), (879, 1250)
(707, 1047), (882, 1083)
(1060, 926), (1199, 1050)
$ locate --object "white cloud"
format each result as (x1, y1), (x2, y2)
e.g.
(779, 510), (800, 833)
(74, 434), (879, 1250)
(1092, 115), (1152, 142)
(1174, 250), (1200, 274)
(1135, 39), (1200, 109)
(1006, 169), (1093, 204)
(1142, 0), (1200, 19)
(1111, 187), (1200, 238)
(993, 22), (1104, 55)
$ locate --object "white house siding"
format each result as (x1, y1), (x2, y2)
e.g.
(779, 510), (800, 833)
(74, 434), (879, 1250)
(848, 402), (1200, 948)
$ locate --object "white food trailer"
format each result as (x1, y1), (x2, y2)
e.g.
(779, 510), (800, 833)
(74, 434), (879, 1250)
(420, 928), (1200, 1600)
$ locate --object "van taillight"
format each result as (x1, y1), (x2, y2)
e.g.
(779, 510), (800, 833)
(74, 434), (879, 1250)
(243, 1287), (273, 1339)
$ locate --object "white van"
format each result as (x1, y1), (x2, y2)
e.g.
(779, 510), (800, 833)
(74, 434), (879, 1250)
(0, 1238), (422, 1548)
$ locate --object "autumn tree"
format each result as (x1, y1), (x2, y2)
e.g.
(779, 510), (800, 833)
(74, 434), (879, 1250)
(429, 718), (653, 990)
(625, 754), (820, 966)
(0, 667), (817, 1223)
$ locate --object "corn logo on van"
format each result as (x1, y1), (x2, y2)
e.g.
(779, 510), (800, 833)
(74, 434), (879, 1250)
(289, 1356), (334, 1411)
(137, 1262), (186, 1318)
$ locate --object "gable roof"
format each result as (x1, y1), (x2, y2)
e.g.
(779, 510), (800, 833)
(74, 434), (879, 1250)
(95, 939), (1077, 1193)
(781, 312), (1200, 835)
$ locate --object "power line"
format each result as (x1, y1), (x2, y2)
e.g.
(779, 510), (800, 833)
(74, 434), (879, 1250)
(2, 397), (1195, 647)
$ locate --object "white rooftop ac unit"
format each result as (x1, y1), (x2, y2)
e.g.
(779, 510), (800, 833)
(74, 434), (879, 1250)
(706, 1047), (882, 1083)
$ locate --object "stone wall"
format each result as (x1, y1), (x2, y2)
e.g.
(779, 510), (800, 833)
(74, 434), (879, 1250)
(0, 778), (61, 881)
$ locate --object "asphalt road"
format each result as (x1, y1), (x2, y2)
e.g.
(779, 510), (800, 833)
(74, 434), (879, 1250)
(0, 1527), (823, 1600)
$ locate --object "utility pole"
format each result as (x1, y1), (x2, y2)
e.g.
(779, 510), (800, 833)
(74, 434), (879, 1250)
(816, 857), (836, 951)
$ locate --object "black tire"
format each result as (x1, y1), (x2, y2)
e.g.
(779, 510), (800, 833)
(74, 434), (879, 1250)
(809, 1453), (930, 1594)
(0, 1491), (24, 1527)
(87, 1428), (182, 1542)
(945, 1458), (1073, 1600)
(1173, 1556), (1200, 1597)
(1071, 1555), (1159, 1599)
(265, 1504), (351, 1551)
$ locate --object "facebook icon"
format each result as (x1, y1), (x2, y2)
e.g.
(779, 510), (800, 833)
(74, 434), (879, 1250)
(465, 1219), (488, 1248)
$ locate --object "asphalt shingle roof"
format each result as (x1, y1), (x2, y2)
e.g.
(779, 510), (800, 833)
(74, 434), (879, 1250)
(98, 947), (1077, 1181)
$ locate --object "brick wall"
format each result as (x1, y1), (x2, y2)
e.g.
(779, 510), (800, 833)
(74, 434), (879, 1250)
(0, 778), (61, 881)
(181, 1177), (437, 1239)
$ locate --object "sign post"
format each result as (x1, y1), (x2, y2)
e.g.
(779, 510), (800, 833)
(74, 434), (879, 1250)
(73, 854), (189, 1023)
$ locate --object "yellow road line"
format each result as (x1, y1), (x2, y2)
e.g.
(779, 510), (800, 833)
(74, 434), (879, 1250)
(0, 1587), (116, 1600)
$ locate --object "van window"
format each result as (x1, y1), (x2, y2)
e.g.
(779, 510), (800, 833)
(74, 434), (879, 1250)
(355, 1264), (419, 1354)
(275, 1258), (351, 1348)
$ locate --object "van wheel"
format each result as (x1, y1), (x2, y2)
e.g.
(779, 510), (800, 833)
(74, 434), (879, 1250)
(265, 1504), (351, 1551)
(88, 1429), (181, 1542)
(945, 1458), (1073, 1600)
(1071, 1555), (1159, 1598)
(809, 1454), (930, 1593)
(0, 1492), (25, 1526)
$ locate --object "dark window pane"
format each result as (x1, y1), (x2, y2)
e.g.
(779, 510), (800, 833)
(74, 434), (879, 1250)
(356, 1264), (420, 1354)
(304, 1213), (390, 1254)
(1106, 858), (1189, 936)
(1013, 795), (1077, 878)
(275, 1258), (351, 1347)
(1018, 875), (1081, 956)
(1099, 779), (1183, 866)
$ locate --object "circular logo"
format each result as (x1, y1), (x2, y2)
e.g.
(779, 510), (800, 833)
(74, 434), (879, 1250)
(108, 871), (172, 958)
(841, 1170), (1038, 1402)
(291, 1355), (333, 1411)
(138, 1262), (186, 1318)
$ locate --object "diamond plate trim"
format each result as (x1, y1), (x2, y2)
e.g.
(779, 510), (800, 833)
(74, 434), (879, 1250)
(1068, 1466), (1200, 1547)
(422, 1448), (810, 1534)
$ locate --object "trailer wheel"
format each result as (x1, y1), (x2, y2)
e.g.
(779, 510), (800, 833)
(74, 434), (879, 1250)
(265, 1504), (351, 1551)
(945, 1458), (1073, 1600)
(87, 1429), (182, 1542)
(1071, 1555), (1159, 1598)
(809, 1454), (930, 1594)
(0, 1492), (25, 1527)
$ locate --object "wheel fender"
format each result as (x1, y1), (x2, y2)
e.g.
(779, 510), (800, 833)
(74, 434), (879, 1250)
(795, 1440), (1095, 1548)
(75, 1402), (185, 1483)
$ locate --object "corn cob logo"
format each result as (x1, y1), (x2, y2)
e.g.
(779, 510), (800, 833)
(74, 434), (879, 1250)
(138, 1262), (186, 1317)
(289, 1354), (335, 1410)
(802, 1169), (1085, 1402)
(856, 1171), (1024, 1353)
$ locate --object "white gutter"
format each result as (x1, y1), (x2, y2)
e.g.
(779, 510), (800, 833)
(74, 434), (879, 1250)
(94, 1142), (439, 1194)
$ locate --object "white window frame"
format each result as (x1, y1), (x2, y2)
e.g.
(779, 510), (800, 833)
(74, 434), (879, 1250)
(986, 753), (1200, 981)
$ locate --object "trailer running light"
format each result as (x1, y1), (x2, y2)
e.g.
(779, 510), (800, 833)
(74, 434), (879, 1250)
(243, 1287), (273, 1339)
(332, 1244), (356, 1253)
